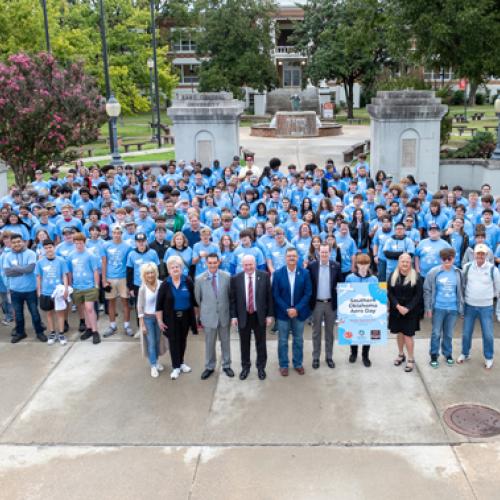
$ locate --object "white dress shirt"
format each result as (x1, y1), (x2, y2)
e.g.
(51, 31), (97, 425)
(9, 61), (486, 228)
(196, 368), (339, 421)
(287, 267), (296, 306)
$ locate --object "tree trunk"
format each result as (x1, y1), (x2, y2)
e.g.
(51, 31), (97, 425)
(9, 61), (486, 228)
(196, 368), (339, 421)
(13, 165), (30, 189)
(467, 80), (479, 106)
(344, 78), (354, 119)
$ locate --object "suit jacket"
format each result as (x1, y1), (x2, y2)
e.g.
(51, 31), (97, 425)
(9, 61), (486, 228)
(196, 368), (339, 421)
(308, 260), (342, 311)
(230, 270), (273, 329)
(194, 270), (231, 329)
(272, 266), (312, 321)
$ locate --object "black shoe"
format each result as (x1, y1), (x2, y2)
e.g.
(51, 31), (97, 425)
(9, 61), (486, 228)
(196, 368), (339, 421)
(326, 359), (336, 369)
(80, 329), (92, 341)
(239, 368), (250, 380)
(362, 356), (371, 367)
(201, 369), (214, 380)
(11, 333), (27, 344)
(36, 333), (48, 342)
(78, 320), (86, 333)
(349, 353), (357, 363)
(92, 332), (101, 345)
(312, 359), (320, 369)
(64, 321), (69, 333)
(223, 367), (235, 378)
(258, 368), (266, 380)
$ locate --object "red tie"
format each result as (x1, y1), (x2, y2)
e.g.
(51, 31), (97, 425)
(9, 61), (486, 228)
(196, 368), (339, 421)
(247, 274), (255, 314)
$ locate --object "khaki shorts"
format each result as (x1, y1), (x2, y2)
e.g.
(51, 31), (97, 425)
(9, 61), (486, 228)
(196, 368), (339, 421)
(105, 278), (128, 300)
(73, 288), (99, 305)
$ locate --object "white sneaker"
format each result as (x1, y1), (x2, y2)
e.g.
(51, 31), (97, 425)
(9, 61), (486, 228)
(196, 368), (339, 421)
(58, 334), (67, 346)
(457, 354), (471, 364)
(170, 368), (181, 380)
(180, 363), (192, 373)
(47, 332), (57, 345)
(150, 366), (159, 378)
(134, 329), (142, 339)
(156, 362), (165, 372)
(485, 359), (494, 370)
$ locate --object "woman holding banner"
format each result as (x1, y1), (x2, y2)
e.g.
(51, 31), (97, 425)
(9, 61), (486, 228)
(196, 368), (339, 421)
(345, 253), (378, 367)
(388, 253), (423, 373)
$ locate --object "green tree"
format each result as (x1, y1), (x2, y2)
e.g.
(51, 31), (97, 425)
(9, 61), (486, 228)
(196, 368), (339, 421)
(293, 0), (388, 118)
(194, 0), (278, 99)
(389, 0), (500, 104)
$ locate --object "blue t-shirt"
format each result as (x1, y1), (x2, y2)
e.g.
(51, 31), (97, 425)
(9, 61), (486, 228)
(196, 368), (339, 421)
(86, 239), (104, 270)
(336, 234), (358, 273)
(55, 241), (75, 261)
(35, 256), (68, 296)
(164, 247), (193, 276)
(68, 250), (98, 290)
(434, 269), (458, 311)
(233, 245), (266, 273)
(192, 242), (220, 277)
(103, 241), (131, 279)
(415, 238), (451, 277)
(345, 273), (378, 283)
(3, 249), (37, 292)
(126, 249), (160, 286)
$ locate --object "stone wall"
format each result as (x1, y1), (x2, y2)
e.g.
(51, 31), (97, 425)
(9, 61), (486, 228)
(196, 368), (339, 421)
(439, 159), (500, 190)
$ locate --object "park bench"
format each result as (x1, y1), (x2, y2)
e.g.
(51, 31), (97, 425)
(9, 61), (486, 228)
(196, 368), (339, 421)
(484, 125), (498, 133)
(347, 118), (362, 125)
(123, 142), (147, 153)
(162, 135), (175, 145)
(452, 125), (467, 136)
(454, 114), (468, 123)
(472, 112), (485, 121)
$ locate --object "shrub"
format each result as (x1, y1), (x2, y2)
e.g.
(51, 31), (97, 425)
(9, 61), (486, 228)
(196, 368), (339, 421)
(440, 112), (453, 145)
(451, 90), (465, 105)
(453, 131), (495, 159)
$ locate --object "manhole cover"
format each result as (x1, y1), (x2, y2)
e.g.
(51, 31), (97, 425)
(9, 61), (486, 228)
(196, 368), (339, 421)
(443, 404), (500, 437)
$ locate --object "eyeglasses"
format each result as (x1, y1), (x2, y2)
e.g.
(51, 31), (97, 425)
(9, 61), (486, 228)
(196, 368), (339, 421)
(441, 257), (454, 262)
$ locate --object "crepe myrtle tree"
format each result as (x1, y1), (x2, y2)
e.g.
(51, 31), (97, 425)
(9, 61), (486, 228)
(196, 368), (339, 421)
(0, 52), (106, 187)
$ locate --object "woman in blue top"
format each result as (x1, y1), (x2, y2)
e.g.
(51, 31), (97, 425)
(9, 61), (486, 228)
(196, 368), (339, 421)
(345, 253), (378, 367)
(3, 213), (30, 242)
(164, 232), (193, 277)
(292, 223), (312, 263)
(218, 234), (236, 275)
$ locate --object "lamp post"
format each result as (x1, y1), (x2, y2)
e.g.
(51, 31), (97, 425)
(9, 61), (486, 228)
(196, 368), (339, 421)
(40, 0), (51, 53)
(106, 95), (124, 167)
(147, 58), (156, 142)
(150, 0), (162, 148)
(492, 96), (500, 161)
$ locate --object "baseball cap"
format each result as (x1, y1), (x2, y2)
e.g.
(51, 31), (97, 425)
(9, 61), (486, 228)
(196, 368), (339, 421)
(62, 226), (75, 234)
(428, 223), (440, 230)
(45, 202), (56, 208)
(135, 232), (147, 241)
(124, 218), (136, 226)
(35, 169), (43, 174)
(474, 244), (489, 254)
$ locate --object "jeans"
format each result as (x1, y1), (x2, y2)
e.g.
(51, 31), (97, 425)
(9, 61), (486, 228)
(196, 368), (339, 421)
(143, 315), (161, 366)
(462, 304), (494, 360)
(277, 317), (305, 368)
(0, 292), (13, 321)
(430, 308), (458, 358)
(11, 290), (44, 337)
(377, 259), (387, 282)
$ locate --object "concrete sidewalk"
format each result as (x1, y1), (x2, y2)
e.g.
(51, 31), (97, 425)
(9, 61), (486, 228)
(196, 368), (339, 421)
(1, 313), (499, 499)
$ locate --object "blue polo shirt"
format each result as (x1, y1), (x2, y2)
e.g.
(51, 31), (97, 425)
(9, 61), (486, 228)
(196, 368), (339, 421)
(168, 277), (191, 311)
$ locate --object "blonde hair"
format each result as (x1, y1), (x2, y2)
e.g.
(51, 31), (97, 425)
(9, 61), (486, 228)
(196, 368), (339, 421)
(140, 262), (159, 283)
(390, 253), (417, 287)
(166, 255), (184, 271)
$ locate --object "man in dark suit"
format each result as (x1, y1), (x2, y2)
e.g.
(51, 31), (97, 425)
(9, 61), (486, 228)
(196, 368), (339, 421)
(308, 243), (342, 369)
(230, 254), (274, 380)
(272, 248), (312, 376)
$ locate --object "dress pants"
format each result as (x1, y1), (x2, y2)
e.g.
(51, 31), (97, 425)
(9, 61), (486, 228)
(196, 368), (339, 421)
(312, 301), (336, 361)
(168, 313), (190, 369)
(204, 323), (231, 370)
(239, 312), (267, 369)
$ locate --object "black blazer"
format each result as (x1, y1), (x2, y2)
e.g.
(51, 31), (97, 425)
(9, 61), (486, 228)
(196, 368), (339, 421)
(230, 270), (274, 328)
(308, 260), (342, 311)
(156, 276), (196, 335)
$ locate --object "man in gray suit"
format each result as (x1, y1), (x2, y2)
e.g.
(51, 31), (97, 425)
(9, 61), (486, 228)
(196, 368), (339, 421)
(194, 253), (234, 379)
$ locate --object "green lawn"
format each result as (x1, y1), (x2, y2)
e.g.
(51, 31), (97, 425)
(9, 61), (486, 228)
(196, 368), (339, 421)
(83, 150), (175, 167)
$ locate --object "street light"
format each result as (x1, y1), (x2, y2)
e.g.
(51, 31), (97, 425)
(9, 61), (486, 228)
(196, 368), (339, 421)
(40, 0), (51, 53)
(105, 95), (124, 167)
(492, 96), (500, 161)
(147, 58), (156, 142)
(150, 0), (162, 148)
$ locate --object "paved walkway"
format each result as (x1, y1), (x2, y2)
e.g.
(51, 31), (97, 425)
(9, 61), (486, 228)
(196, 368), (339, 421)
(1, 313), (499, 499)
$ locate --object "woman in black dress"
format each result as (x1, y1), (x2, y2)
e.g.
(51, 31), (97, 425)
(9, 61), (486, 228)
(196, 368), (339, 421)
(388, 253), (423, 372)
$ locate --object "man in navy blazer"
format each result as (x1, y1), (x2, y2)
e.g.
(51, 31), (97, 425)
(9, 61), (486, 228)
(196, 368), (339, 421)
(272, 247), (312, 376)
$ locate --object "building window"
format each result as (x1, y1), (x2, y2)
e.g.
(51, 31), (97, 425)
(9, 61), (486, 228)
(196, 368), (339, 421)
(424, 67), (454, 81)
(283, 62), (301, 87)
(172, 31), (196, 53)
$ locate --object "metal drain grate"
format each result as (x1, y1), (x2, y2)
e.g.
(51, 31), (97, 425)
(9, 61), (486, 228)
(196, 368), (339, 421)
(443, 404), (500, 437)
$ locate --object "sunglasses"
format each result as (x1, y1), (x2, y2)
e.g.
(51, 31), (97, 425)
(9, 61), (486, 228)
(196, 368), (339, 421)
(441, 257), (454, 262)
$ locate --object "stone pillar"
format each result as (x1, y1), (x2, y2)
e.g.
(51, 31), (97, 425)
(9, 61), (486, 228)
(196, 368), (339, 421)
(253, 92), (267, 116)
(167, 92), (245, 168)
(0, 160), (9, 197)
(367, 91), (447, 192)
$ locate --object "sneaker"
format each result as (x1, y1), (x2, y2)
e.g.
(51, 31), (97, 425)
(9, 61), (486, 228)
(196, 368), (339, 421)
(180, 363), (192, 373)
(457, 354), (471, 364)
(47, 332), (57, 345)
(99, 304), (105, 312)
(151, 366), (159, 378)
(446, 356), (454, 366)
(92, 332), (101, 345)
(134, 329), (142, 339)
(170, 368), (181, 380)
(124, 325), (133, 337)
(58, 334), (67, 346)
(430, 355), (439, 368)
(103, 325), (117, 338)
(1, 318), (12, 326)
(485, 359), (494, 370)
(80, 329), (92, 341)
(156, 362), (165, 372)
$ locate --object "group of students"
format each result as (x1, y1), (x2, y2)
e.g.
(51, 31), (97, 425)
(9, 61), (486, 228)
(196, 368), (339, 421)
(0, 154), (499, 378)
